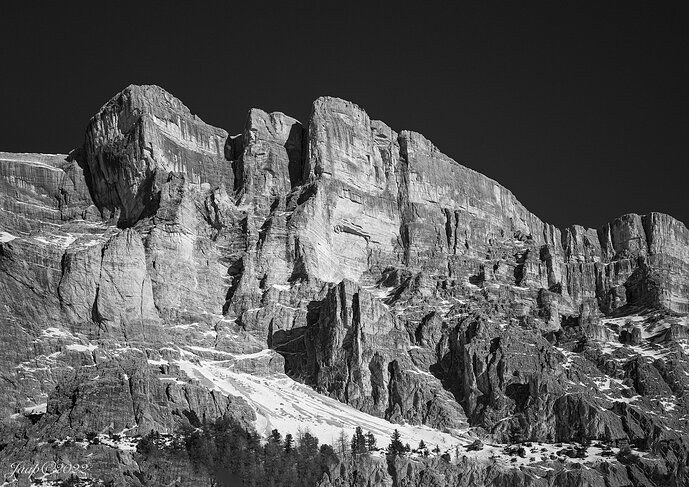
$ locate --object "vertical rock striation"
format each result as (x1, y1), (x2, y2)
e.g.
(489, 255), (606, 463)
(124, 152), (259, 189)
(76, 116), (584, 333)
(1, 84), (688, 486)
(84, 84), (231, 225)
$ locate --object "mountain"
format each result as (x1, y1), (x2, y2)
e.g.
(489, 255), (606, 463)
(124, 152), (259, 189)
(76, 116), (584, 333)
(0, 84), (688, 486)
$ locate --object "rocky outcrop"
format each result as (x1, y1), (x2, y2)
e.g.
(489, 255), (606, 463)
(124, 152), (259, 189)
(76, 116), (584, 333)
(43, 347), (254, 437)
(302, 280), (467, 429)
(234, 108), (304, 211)
(290, 97), (402, 283)
(315, 452), (645, 487)
(84, 84), (231, 226)
(0, 151), (97, 233)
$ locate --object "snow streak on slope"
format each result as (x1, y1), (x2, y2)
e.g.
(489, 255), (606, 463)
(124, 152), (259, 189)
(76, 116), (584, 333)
(174, 354), (649, 470)
(176, 358), (469, 451)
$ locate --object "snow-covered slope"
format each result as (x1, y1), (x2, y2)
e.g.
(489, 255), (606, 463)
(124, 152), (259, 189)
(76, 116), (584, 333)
(172, 349), (653, 471)
(176, 355), (467, 451)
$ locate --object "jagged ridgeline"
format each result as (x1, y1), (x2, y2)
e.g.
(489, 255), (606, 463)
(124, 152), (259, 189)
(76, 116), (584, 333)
(0, 84), (688, 486)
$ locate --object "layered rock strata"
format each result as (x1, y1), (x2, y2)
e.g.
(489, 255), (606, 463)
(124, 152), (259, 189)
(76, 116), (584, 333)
(0, 84), (688, 485)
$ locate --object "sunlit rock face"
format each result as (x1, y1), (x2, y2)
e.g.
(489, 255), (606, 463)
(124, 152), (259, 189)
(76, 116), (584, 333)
(84, 84), (231, 226)
(0, 151), (97, 233)
(1, 85), (689, 486)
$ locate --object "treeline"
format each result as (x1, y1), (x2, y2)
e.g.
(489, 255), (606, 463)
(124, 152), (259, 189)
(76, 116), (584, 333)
(137, 418), (335, 486)
(136, 419), (434, 487)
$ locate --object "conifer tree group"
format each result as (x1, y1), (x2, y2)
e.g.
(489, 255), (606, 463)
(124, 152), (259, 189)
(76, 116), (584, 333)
(133, 419), (453, 486)
(350, 426), (378, 455)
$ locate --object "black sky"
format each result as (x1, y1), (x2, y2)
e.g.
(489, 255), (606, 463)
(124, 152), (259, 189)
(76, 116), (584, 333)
(1, 1), (686, 228)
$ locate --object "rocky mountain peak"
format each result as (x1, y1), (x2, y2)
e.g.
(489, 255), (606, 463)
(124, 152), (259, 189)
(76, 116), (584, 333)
(0, 84), (687, 486)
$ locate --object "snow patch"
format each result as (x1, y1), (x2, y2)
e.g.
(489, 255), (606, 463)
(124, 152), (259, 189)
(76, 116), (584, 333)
(660, 397), (678, 412)
(230, 349), (274, 360)
(96, 434), (137, 452)
(628, 344), (669, 360)
(187, 345), (233, 356)
(42, 327), (74, 339)
(555, 347), (576, 369)
(175, 359), (469, 450)
(678, 339), (689, 355)
(24, 403), (47, 415)
(33, 234), (77, 247)
(271, 284), (292, 291)
(147, 358), (169, 366)
(0, 231), (17, 243)
(65, 343), (97, 352)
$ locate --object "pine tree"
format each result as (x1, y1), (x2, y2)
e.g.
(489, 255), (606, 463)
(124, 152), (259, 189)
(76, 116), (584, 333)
(298, 431), (319, 458)
(185, 429), (217, 483)
(268, 429), (282, 444)
(319, 443), (338, 466)
(263, 441), (282, 483)
(387, 429), (405, 456)
(284, 433), (294, 453)
(295, 431), (321, 487)
(365, 431), (377, 451)
(418, 440), (426, 451)
(337, 430), (350, 461)
(351, 427), (367, 455)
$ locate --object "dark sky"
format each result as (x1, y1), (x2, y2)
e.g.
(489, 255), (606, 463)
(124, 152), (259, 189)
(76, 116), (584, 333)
(1, 2), (686, 228)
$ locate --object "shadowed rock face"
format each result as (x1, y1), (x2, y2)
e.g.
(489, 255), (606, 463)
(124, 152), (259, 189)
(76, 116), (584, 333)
(1, 85), (689, 485)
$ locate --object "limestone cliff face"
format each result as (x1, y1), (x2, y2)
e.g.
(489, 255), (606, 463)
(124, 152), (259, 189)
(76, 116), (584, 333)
(294, 97), (402, 283)
(0, 151), (97, 232)
(1, 85), (689, 486)
(235, 108), (304, 210)
(302, 280), (467, 430)
(84, 84), (231, 226)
